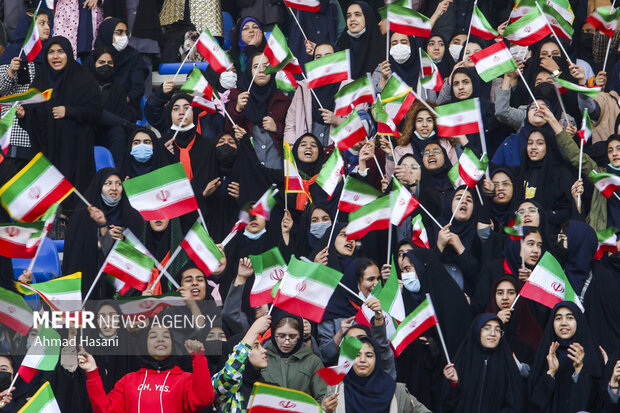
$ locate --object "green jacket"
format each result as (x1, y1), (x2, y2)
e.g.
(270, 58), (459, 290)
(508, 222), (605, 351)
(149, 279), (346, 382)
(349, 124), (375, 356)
(261, 342), (327, 403)
(554, 129), (607, 230)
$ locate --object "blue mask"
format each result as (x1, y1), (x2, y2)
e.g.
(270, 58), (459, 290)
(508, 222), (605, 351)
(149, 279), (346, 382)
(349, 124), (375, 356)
(244, 228), (266, 240)
(401, 271), (420, 292)
(130, 144), (153, 163)
(310, 221), (331, 239)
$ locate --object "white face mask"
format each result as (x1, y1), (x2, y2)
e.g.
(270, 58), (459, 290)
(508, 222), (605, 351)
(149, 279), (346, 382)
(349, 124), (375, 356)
(390, 43), (411, 64)
(449, 44), (463, 61)
(220, 71), (237, 89)
(170, 122), (195, 132)
(401, 271), (420, 292)
(113, 35), (129, 52)
(347, 27), (366, 38)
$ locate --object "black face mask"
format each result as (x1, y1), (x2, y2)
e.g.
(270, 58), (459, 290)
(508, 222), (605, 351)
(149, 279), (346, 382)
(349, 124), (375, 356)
(580, 33), (594, 51)
(215, 144), (238, 169)
(95, 64), (115, 82)
(551, 238), (569, 266)
(534, 82), (555, 102)
(0, 370), (13, 392)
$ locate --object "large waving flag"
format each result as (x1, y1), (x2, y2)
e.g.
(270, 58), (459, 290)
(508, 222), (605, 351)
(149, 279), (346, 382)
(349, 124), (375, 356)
(0, 153), (74, 222)
(248, 382), (321, 412)
(123, 163), (199, 220)
(249, 186), (278, 220)
(102, 240), (156, 291)
(304, 50), (351, 89)
(0, 221), (45, 258)
(339, 176), (382, 212)
(330, 109), (367, 151)
(316, 336), (362, 385)
(22, 13), (42, 62)
(18, 327), (61, 383)
(594, 227), (618, 259)
(391, 297), (438, 356)
(263, 25), (302, 74)
(0, 105), (17, 154)
(504, 7), (553, 46)
(471, 5), (499, 39)
(17, 381), (60, 413)
(586, 6), (620, 37)
(315, 149), (344, 199)
(511, 0), (574, 26)
(373, 98), (400, 137)
(181, 220), (223, 276)
(470, 41), (518, 83)
(283, 141), (310, 201)
(387, 4), (432, 37)
(195, 26), (233, 72)
(435, 98), (481, 137)
(588, 170), (620, 198)
(420, 50), (443, 92)
(0, 286), (32, 335)
(0, 88), (52, 106)
(411, 214), (429, 248)
(347, 195), (391, 240)
(16, 273), (82, 313)
(249, 247), (287, 307)
(333, 75), (375, 116)
(390, 178), (419, 226)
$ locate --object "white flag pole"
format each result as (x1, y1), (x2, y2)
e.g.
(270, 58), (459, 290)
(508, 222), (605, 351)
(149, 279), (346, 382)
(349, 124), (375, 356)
(577, 138), (584, 209)
(535, 2), (574, 65)
(247, 53), (266, 93)
(426, 293), (451, 364)
(448, 187), (469, 225)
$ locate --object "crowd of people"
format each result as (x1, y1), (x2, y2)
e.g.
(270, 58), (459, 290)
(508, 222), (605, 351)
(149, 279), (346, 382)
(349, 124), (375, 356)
(0, 0), (620, 411)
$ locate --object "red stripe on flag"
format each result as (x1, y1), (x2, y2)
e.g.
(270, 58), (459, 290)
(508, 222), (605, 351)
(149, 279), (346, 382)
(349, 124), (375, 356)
(284, 0), (321, 12)
(181, 239), (214, 276)
(250, 289), (275, 308)
(195, 42), (229, 72)
(594, 244), (618, 259)
(508, 26), (552, 46)
(0, 315), (31, 336)
(470, 41), (507, 62)
(470, 26), (497, 40)
(389, 22), (431, 37)
(104, 263), (149, 291)
(274, 292), (327, 323)
(137, 197), (199, 220)
(25, 41), (42, 63)
(336, 128), (366, 151)
(346, 218), (390, 240)
(21, 179), (74, 222)
(0, 238), (38, 258)
(17, 365), (38, 383)
(457, 164), (481, 188)
(316, 367), (347, 385)
(394, 93), (416, 124)
(436, 122), (480, 137)
(585, 16), (616, 37)
(308, 72), (349, 89)
(338, 200), (363, 213)
(519, 282), (562, 309)
(393, 316), (438, 356)
(601, 184), (620, 198)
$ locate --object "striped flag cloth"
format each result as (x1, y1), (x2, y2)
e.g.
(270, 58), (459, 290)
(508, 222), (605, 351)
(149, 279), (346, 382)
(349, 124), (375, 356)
(333, 75), (375, 116)
(195, 26), (233, 72)
(330, 109), (367, 151)
(250, 186), (278, 220)
(588, 170), (620, 198)
(339, 176), (382, 212)
(0, 286), (32, 335)
(275, 70), (298, 92)
(373, 98), (400, 137)
(586, 6), (620, 37)
(117, 293), (186, 320)
(504, 216), (524, 240)
(511, 0), (574, 25)
(248, 382), (321, 412)
(387, 4), (432, 37)
(347, 195), (391, 240)
(378, 0), (414, 19)
(316, 336), (362, 385)
(380, 73), (415, 126)
(448, 148), (489, 188)
(114, 228), (156, 295)
(391, 297), (438, 356)
(103, 240), (156, 291)
(520, 252), (584, 311)
(594, 227), (618, 259)
(315, 149), (344, 199)
(22, 13), (42, 62)
(180, 66), (213, 99)
(272, 256), (344, 323)
(0, 221), (45, 258)
(283, 0), (320, 12)
(0, 105), (16, 154)
(554, 77), (602, 98)
(420, 50), (443, 92)
(504, 7), (553, 46)
(263, 25), (302, 74)
(16, 273), (82, 313)
(249, 247), (287, 307)
(471, 5), (499, 39)
(435, 98), (481, 137)
(536, 0), (574, 40)
(0, 152), (74, 222)
(0, 88), (52, 105)
(17, 381), (60, 413)
(283, 141), (310, 201)
(411, 214), (429, 248)
(123, 163), (199, 220)
(378, 258), (406, 321)
(18, 327), (61, 383)
(181, 220), (223, 276)
(390, 178), (419, 226)
(578, 109), (592, 143)
(470, 41), (518, 83)
(304, 50), (351, 89)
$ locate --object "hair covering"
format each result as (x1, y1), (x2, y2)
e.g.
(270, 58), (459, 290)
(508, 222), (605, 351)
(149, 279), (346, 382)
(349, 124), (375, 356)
(424, 32), (453, 79)
(270, 310), (305, 358)
(294, 204), (332, 258)
(292, 133), (325, 178)
(389, 34), (420, 86)
(0, 10), (53, 66)
(439, 186), (480, 264)
(563, 221), (597, 293)
(118, 127), (170, 179)
(229, 16), (266, 72)
(489, 166), (516, 227)
(237, 52), (278, 125)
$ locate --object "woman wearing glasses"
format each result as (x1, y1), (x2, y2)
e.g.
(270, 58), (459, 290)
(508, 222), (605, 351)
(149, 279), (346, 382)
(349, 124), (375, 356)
(441, 313), (525, 413)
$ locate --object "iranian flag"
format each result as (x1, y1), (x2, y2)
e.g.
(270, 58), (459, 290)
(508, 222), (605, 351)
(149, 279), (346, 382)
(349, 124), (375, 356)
(451, 148), (488, 188)
(387, 4), (432, 37)
(420, 50), (443, 92)
(316, 336), (362, 385)
(435, 98), (481, 137)
(391, 297), (438, 356)
(347, 195), (391, 240)
(181, 220), (223, 276)
(191, 95), (217, 113)
(329, 109), (367, 151)
(373, 98), (400, 137)
(586, 6), (620, 37)
(503, 7), (552, 46)
(117, 293), (186, 320)
(447, 162), (465, 188)
(504, 216), (524, 240)
(411, 214), (429, 248)
(16, 273), (82, 313)
(273, 256), (344, 323)
(304, 49), (351, 89)
(0, 105), (16, 154)
(180, 66), (213, 99)
(334, 75), (375, 116)
(249, 247), (287, 307)
(537, 0), (574, 40)
(284, 0), (321, 12)
(578, 109), (592, 143)
(247, 382), (321, 413)
(195, 26), (233, 72)
(588, 170), (620, 198)
(22, 13), (42, 62)
(263, 25), (302, 74)
(0, 221), (45, 258)
(554, 77), (601, 98)
(380, 73), (415, 126)
(315, 149), (344, 199)
(123, 163), (199, 220)
(520, 252), (584, 311)
(391, 178), (419, 226)
(284, 141), (309, 198)
(18, 327), (61, 383)
(379, 258), (406, 321)
(471, 5), (499, 39)
(103, 239), (155, 291)
(0, 286), (32, 335)
(250, 186), (278, 220)
(0, 152), (74, 222)
(339, 176), (382, 213)
(0, 88), (52, 105)
(470, 41), (518, 83)
(18, 382), (60, 413)
(275, 70), (298, 92)
(594, 227), (618, 259)
(511, 0), (574, 25)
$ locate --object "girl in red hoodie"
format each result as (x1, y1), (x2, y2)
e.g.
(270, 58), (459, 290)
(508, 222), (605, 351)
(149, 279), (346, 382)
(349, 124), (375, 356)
(78, 324), (214, 413)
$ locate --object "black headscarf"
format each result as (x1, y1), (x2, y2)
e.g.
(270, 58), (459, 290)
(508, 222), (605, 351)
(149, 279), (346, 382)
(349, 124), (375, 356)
(270, 310), (305, 358)
(118, 127), (170, 179)
(389, 34), (419, 87)
(490, 166), (516, 227)
(563, 220), (597, 294)
(439, 186), (479, 264)
(336, 1), (386, 79)
(237, 52), (278, 124)
(420, 141), (453, 206)
(343, 337), (395, 413)
(292, 133), (325, 178)
(294, 204), (332, 258)
(425, 33), (453, 79)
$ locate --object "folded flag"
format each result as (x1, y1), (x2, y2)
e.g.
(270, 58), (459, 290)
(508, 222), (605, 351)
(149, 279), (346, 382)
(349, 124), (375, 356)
(588, 170), (620, 198)
(247, 382), (321, 413)
(0, 88), (52, 106)
(347, 195), (391, 240)
(586, 6), (620, 37)
(0, 221), (45, 258)
(0, 152), (74, 222)
(180, 66), (213, 99)
(250, 185), (278, 220)
(17, 381), (60, 413)
(103, 240), (155, 291)
(230, 203), (252, 235)
(387, 4), (432, 37)
(448, 148), (489, 188)
(0, 105), (17, 154)
(117, 292), (186, 320)
(284, 141), (310, 199)
(275, 70), (298, 92)
(470, 41), (518, 83)
(283, 0), (321, 12)
(22, 12), (42, 62)
(264, 25), (302, 74)
(305, 49), (351, 89)
(578, 109), (592, 143)
(594, 227), (618, 259)
(391, 297), (438, 356)
(16, 272), (82, 313)
(316, 336), (362, 385)
(315, 149), (344, 199)
(0, 286), (32, 335)
(373, 98), (400, 137)
(504, 216), (523, 240)
(435, 98), (481, 137)
(504, 7), (553, 46)
(420, 50), (443, 92)
(471, 5), (499, 39)
(123, 163), (199, 220)
(18, 327), (61, 383)
(181, 220), (223, 276)
(390, 178), (419, 226)
(411, 214), (430, 248)
(272, 256), (344, 323)
(334, 75), (375, 116)
(330, 109), (367, 151)
(378, 258), (406, 321)
(554, 77), (601, 98)
(339, 176), (382, 213)
(249, 247), (287, 307)
(379, 73), (415, 126)
(195, 26), (233, 72)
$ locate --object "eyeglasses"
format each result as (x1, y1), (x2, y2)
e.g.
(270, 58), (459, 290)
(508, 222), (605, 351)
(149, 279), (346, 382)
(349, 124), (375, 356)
(422, 149), (441, 156)
(516, 207), (538, 216)
(493, 181), (512, 188)
(275, 334), (299, 343)
(481, 326), (504, 336)
(113, 29), (131, 36)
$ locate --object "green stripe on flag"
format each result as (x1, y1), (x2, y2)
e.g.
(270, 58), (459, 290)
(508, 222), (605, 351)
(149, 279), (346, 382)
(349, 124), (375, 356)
(597, 227), (619, 242)
(436, 98), (477, 116)
(340, 335), (362, 360)
(18, 381), (58, 413)
(287, 256), (343, 288)
(0, 153), (52, 205)
(554, 77), (601, 98)
(17, 273), (81, 295)
(249, 247), (286, 275)
(114, 239), (156, 270)
(251, 382), (321, 405)
(122, 163), (188, 196)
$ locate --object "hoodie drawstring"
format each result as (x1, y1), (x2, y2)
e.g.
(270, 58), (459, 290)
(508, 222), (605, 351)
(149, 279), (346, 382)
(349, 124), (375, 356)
(160, 371), (171, 413)
(137, 370), (148, 413)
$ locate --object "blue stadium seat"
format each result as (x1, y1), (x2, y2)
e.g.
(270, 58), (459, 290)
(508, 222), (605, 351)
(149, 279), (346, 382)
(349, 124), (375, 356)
(12, 237), (61, 283)
(158, 62), (209, 75)
(222, 11), (234, 50)
(52, 239), (64, 253)
(136, 96), (148, 126)
(94, 146), (115, 171)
